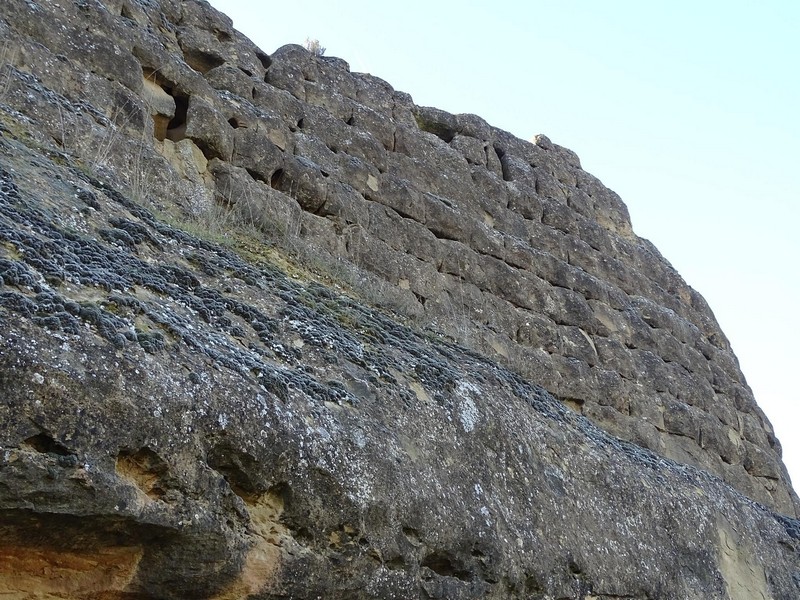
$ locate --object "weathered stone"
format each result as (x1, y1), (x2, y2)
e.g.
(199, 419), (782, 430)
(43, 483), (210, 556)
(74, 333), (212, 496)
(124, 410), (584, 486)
(317, 181), (369, 226)
(177, 26), (227, 74)
(204, 64), (255, 99)
(347, 101), (396, 152)
(266, 44), (316, 96)
(0, 0), (798, 596)
(183, 95), (234, 160)
(142, 76), (177, 141)
(230, 127), (284, 184)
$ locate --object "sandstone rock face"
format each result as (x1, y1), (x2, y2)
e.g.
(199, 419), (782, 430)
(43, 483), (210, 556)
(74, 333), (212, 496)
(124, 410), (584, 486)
(0, 0), (798, 598)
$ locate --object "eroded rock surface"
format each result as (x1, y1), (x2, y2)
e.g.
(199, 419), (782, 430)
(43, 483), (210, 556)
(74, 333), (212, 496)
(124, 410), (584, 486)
(0, 0), (798, 598)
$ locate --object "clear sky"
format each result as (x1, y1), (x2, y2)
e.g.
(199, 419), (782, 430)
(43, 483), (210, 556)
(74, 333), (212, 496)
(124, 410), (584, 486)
(210, 1), (800, 487)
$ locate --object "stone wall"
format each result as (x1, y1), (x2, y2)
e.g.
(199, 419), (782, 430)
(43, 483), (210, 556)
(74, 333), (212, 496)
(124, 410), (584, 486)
(4, 1), (800, 597)
(0, 0), (794, 516)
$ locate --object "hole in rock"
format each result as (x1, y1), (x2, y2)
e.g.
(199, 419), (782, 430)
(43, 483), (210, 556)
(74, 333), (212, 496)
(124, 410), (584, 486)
(401, 526), (420, 544)
(269, 168), (285, 189)
(296, 118), (305, 129)
(494, 145), (512, 182)
(345, 116), (355, 126)
(568, 557), (582, 575)
(182, 48), (225, 74)
(142, 69), (183, 142)
(256, 50), (272, 72)
(214, 29), (232, 43)
(415, 115), (456, 143)
(228, 117), (241, 129)
(429, 227), (459, 242)
(424, 124), (455, 143)
(560, 396), (584, 414)
(165, 92), (189, 142)
(23, 433), (72, 456)
(439, 129), (456, 143)
(246, 167), (269, 185)
(421, 552), (472, 581)
(295, 527), (313, 545)
(116, 447), (168, 500)
(207, 444), (263, 500)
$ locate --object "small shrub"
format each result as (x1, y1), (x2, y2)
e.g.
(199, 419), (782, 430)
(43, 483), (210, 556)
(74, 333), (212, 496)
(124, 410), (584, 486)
(304, 38), (326, 57)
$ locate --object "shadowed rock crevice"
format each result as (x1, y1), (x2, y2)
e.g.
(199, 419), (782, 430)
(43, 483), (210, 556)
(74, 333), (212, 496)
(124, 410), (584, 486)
(179, 44), (226, 75)
(421, 551), (473, 581)
(116, 448), (170, 501)
(23, 433), (73, 457)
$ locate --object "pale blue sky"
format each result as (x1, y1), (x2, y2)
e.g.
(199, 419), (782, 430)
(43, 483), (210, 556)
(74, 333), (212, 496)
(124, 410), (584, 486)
(211, 1), (800, 486)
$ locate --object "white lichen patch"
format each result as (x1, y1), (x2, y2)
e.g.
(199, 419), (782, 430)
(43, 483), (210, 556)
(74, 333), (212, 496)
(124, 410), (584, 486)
(456, 381), (481, 432)
(352, 428), (367, 449)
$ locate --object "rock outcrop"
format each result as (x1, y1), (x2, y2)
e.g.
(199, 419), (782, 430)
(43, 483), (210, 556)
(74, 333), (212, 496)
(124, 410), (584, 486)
(1, 0), (798, 598)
